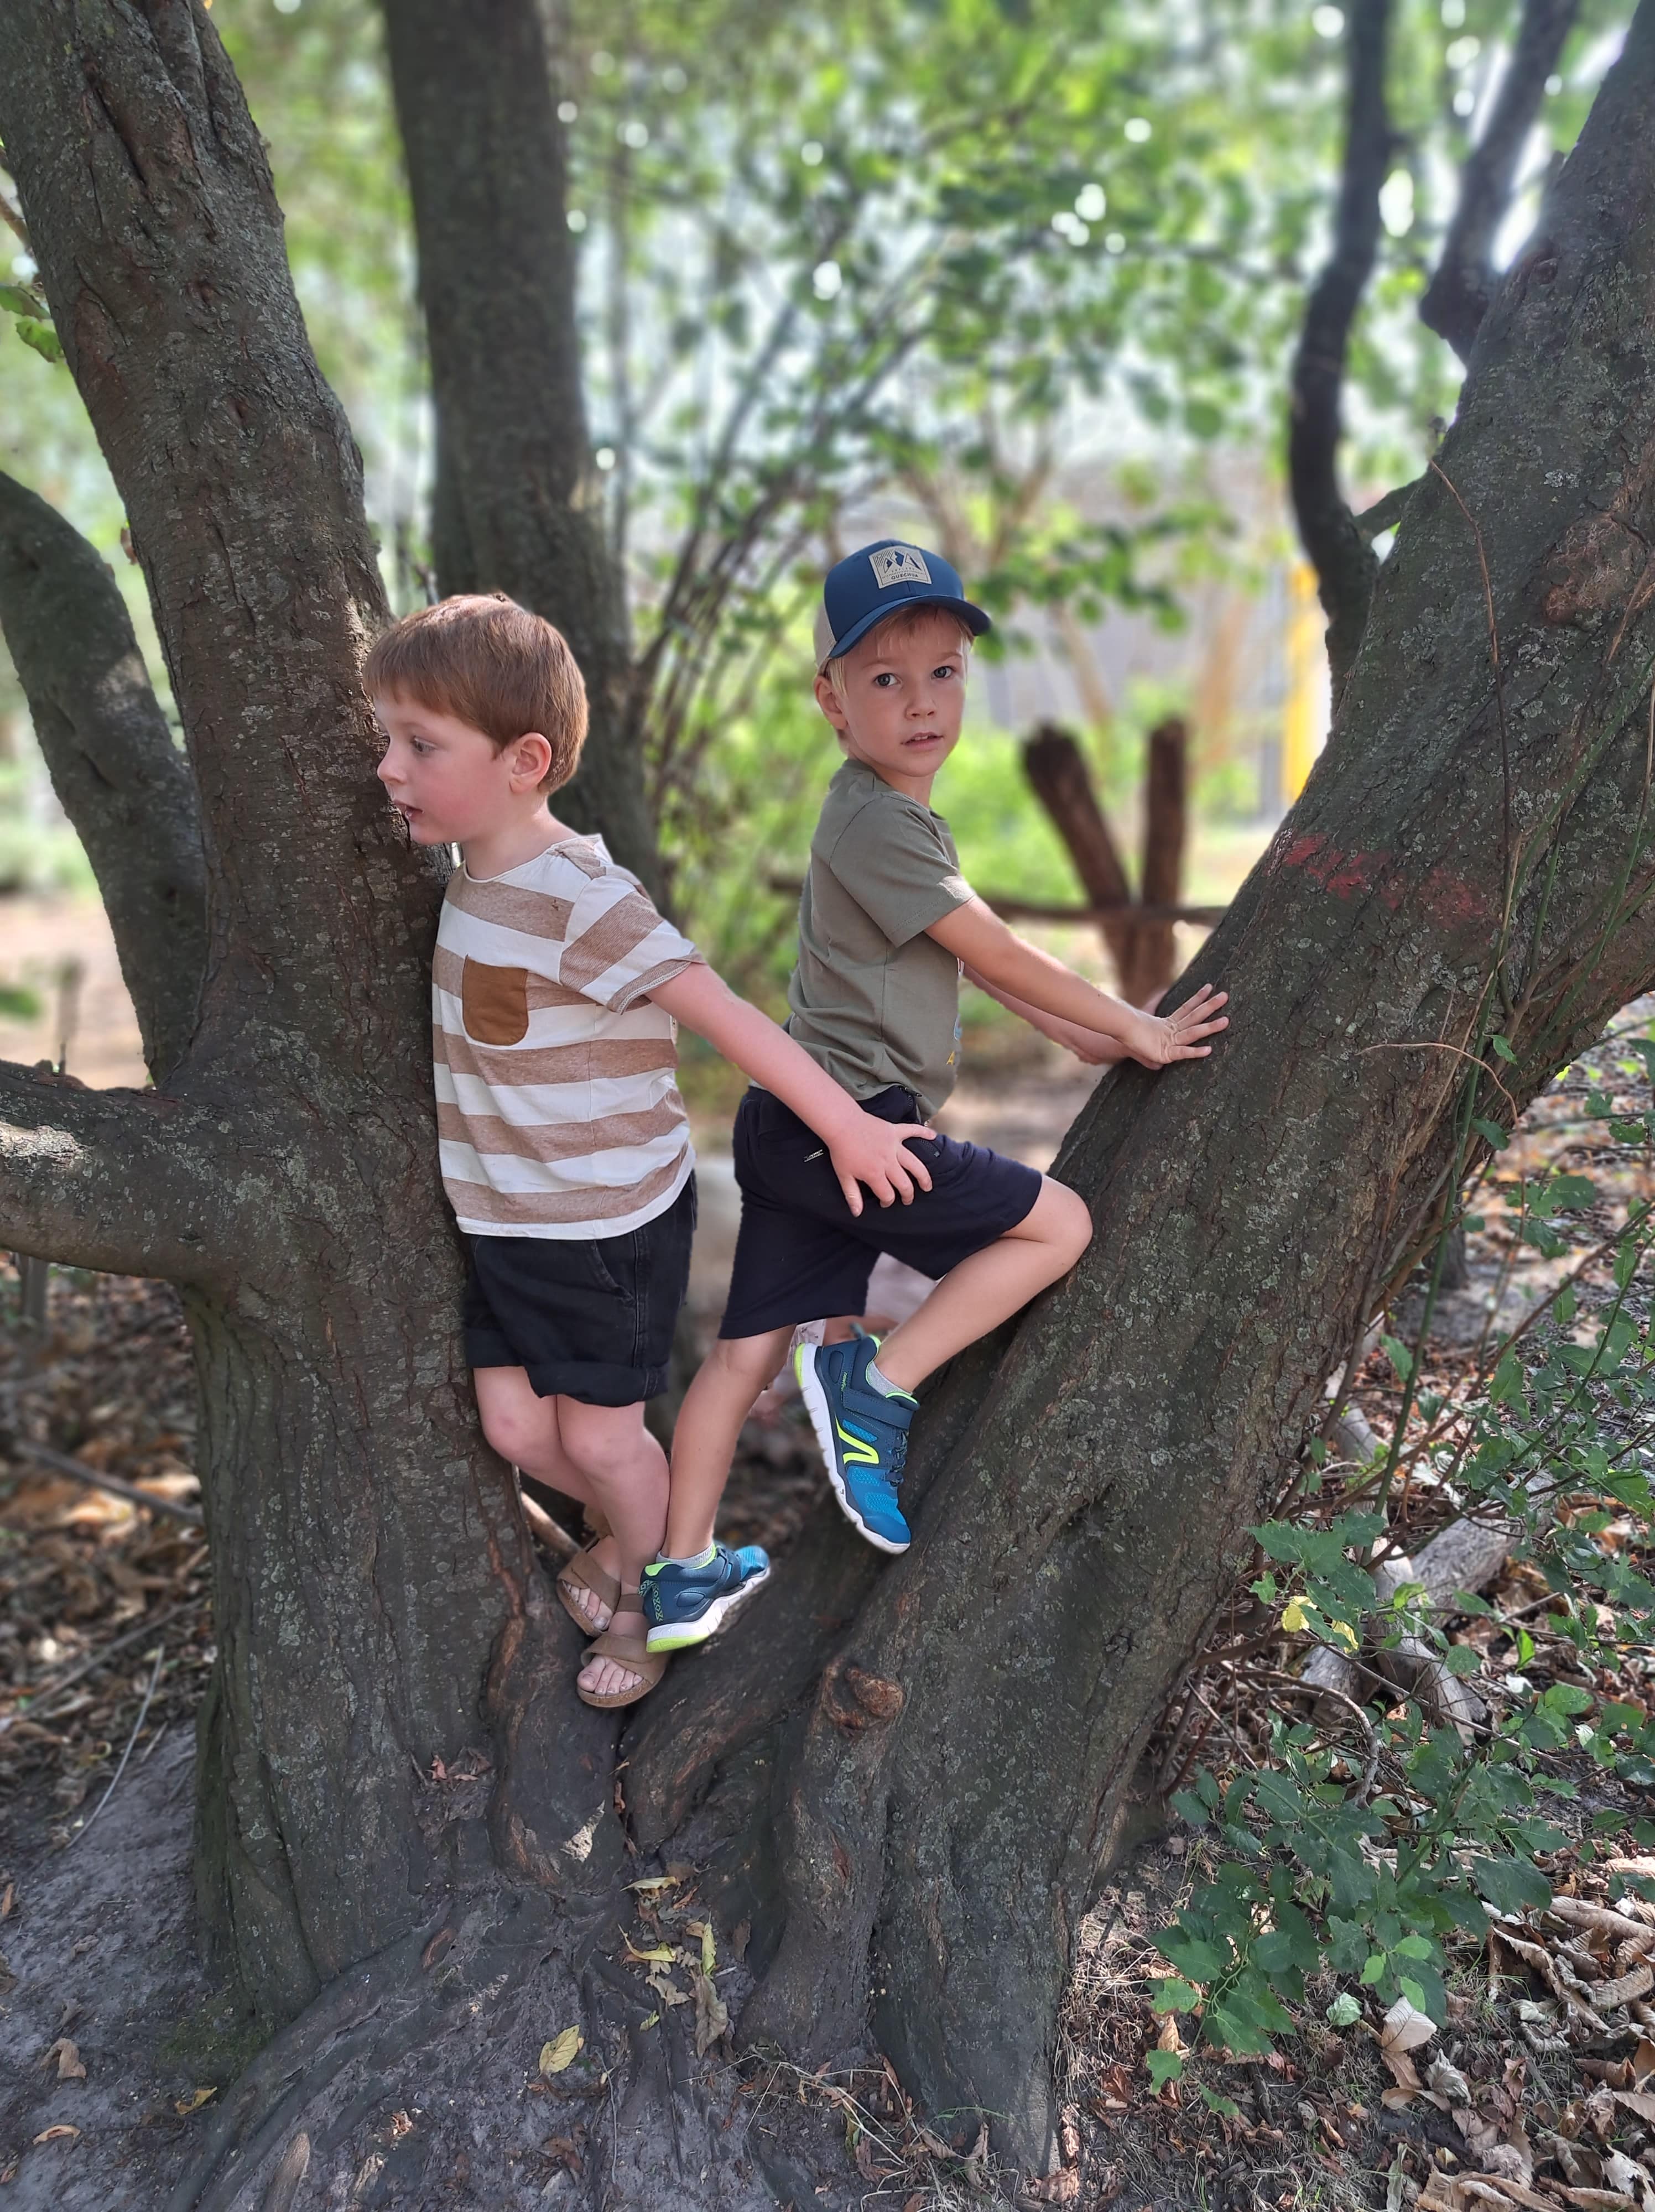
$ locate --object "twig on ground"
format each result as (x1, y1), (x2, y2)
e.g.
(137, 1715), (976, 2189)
(65, 1644), (163, 1848)
(8, 1436), (204, 1524)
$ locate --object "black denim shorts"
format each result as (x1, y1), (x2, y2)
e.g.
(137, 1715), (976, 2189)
(463, 1175), (696, 1406)
(717, 1086), (1043, 1340)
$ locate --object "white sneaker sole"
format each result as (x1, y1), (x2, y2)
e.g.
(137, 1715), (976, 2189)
(645, 1560), (771, 1653)
(795, 1343), (910, 1556)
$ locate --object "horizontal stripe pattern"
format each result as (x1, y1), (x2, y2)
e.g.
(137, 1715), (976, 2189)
(433, 836), (700, 1238)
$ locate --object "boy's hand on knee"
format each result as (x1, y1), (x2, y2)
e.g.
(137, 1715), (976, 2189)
(827, 1114), (936, 1214)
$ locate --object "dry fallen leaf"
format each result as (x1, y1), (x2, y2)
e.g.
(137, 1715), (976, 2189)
(1427, 2053), (1472, 2106)
(174, 2087), (216, 2116)
(1024, 2173), (1081, 2204)
(31, 2126), (79, 2145)
(45, 2037), (85, 2082)
(691, 1969), (729, 2058)
(539, 2028), (582, 2077)
(1382, 1996), (1440, 2056)
(1596, 1966), (1655, 2012)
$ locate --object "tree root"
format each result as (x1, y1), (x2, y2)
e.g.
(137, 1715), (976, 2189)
(164, 1891), (559, 2212)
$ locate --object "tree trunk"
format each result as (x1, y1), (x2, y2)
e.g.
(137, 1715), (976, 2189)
(4, 1), (1655, 2202)
(377, 0), (660, 896)
(628, 3), (1655, 2164)
(0, 0), (617, 2025)
(0, 471), (206, 1080)
(1120, 714), (1187, 1004)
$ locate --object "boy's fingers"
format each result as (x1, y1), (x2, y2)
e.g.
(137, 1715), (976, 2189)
(838, 1172), (865, 1217)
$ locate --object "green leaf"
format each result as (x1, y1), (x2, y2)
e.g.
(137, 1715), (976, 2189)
(1490, 1034), (1517, 1063)
(0, 984), (41, 1019)
(1146, 2049), (1184, 2091)
(14, 316), (64, 366)
(1197, 2083), (1242, 2119)
(1471, 1117), (1509, 1150)
(1359, 1951), (1388, 1986)
(1172, 1790), (1211, 1829)
(1152, 1977), (1203, 2014)
(1160, 1934), (1226, 1983)
(1540, 1682), (1594, 1717)
(1471, 1854), (1552, 1917)
(1380, 1334), (1414, 1384)
(1442, 1644), (1482, 1678)
(1326, 1991), (1361, 2028)
(0, 283), (44, 317)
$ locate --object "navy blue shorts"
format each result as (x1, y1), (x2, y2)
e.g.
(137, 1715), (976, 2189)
(717, 1086), (1043, 1340)
(464, 1176), (696, 1406)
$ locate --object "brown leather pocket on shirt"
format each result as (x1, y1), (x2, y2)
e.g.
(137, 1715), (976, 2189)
(461, 960), (530, 1046)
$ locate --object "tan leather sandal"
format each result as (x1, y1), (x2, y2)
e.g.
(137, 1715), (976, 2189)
(555, 1545), (620, 1635)
(576, 1592), (666, 1709)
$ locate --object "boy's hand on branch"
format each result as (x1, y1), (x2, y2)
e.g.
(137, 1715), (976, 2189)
(826, 1113), (936, 1215)
(1120, 983), (1229, 1068)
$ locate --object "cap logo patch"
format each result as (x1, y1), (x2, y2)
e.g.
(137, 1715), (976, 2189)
(869, 544), (931, 589)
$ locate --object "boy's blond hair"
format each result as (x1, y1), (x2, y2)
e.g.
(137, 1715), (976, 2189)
(366, 592), (588, 794)
(815, 600), (977, 695)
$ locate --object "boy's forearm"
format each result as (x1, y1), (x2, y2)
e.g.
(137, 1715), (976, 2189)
(963, 969), (1130, 1061)
(648, 964), (864, 1140)
(945, 915), (1140, 1039)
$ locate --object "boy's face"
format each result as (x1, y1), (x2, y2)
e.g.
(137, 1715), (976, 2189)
(814, 612), (969, 792)
(374, 692), (550, 846)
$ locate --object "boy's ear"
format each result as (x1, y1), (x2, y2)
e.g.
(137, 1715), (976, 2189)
(813, 670), (849, 733)
(507, 731), (555, 789)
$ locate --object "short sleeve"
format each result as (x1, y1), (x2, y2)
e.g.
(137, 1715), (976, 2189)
(826, 798), (972, 946)
(560, 873), (703, 1010)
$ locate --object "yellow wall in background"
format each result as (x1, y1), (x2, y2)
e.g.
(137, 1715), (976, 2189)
(1282, 560), (1323, 801)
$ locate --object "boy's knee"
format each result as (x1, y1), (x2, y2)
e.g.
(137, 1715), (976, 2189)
(1043, 1180), (1093, 1268)
(707, 1331), (789, 1389)
(559, 1402), (647, 1480)
(478, 1396), (545, 1468)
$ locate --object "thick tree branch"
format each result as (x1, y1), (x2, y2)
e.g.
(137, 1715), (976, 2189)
(0, 471), (206, 1081)
(1422, 0), (1580, 361)
(0, 0), (440, 1071)
(0, 1062), (232, 1282)
(1288, 0), (1393, 697)
(378, 0), (659, 894)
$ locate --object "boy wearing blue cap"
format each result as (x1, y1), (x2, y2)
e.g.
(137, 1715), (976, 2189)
(642, 542), (1228, 1645)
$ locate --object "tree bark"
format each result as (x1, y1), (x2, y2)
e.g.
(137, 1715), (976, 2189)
(0, 468), (206, 1080)
(1288, 0), (1392, 699)
(1420, 0), (1581, 362)
(626, 4), (1655, 2164)
(377, 0), (660, 896)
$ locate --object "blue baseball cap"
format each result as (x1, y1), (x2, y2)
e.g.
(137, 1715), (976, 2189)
(814, 538), (992, 668)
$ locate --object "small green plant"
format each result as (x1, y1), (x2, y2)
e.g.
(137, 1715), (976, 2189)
(1148, 1039), (1655, 2088)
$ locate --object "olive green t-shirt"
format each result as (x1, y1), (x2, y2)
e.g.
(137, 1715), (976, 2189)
(785, 759), (974, 1118)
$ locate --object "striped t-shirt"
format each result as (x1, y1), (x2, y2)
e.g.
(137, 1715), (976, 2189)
(433, 836), (702, 1239)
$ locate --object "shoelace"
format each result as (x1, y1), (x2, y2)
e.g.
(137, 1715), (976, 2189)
(887, 1428), (908, 1484)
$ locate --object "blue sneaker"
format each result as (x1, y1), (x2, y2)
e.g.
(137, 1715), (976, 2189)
(642, 1541), (771, 1653)
(794, 1335), (915, 1554)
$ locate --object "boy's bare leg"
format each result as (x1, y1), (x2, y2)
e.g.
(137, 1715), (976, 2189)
(473, 1373), (667, 1674)
(553, 1398), (670, 1699)
(870, 1176), (1092, 1395)
(662, 1324), (793, 1561)
(474, 1366), (617, 1626)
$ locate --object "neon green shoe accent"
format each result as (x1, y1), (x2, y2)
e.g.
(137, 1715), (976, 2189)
(834, 1420), (881, 1467)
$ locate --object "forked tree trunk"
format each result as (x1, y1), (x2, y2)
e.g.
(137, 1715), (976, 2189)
(4, 0), (1655, 2201)
(377, 0), (660, 896)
